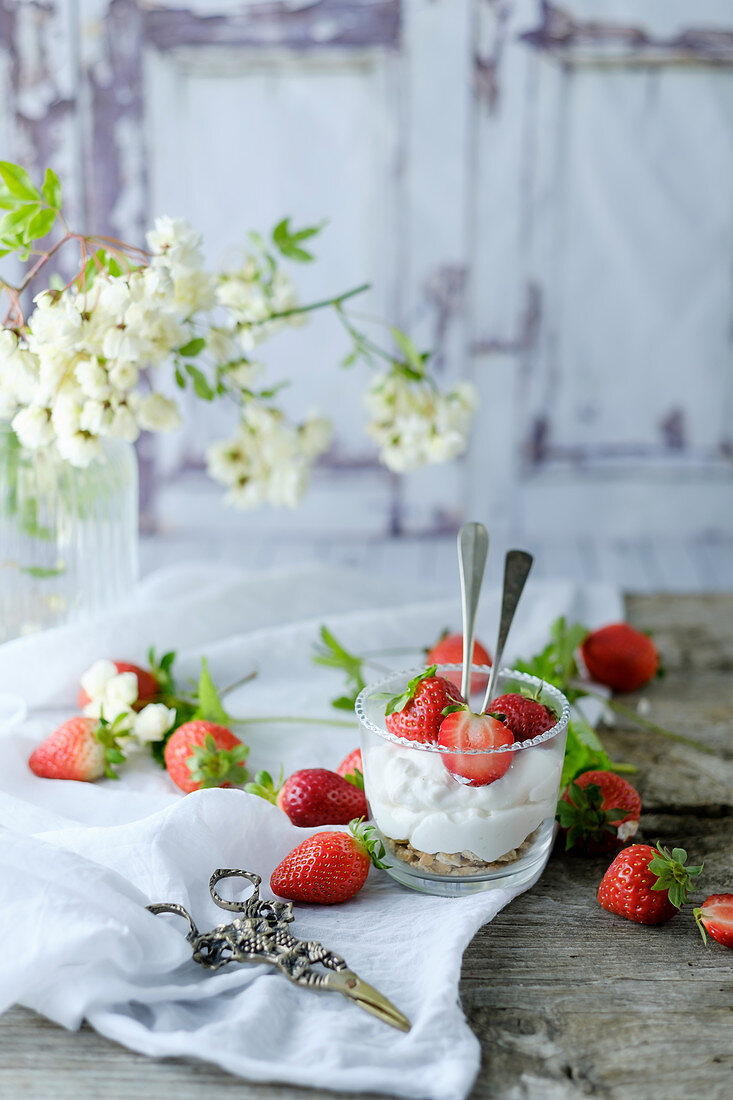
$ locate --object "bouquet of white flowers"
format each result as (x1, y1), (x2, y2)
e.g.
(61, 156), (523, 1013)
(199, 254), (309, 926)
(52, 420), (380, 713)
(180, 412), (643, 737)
(0, 161), (477, 510)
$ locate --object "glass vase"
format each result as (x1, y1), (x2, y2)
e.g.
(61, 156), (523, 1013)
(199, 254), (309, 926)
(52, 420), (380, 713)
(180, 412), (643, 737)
(0, 422), (138, 643)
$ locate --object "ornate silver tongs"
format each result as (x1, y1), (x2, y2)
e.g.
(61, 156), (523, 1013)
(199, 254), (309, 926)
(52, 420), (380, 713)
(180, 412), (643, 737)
(147, 868), (411, 1032)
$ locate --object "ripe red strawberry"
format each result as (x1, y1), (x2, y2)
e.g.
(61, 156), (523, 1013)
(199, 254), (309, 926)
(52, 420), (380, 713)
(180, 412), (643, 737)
(557, 770), (641, 852)
(581, 623), (659, 693)
(164, 720), (248, 794)
(597, 842), (703, 925)
(426, 632), (492, 692)
(271, 820), (386, 905)
(245, 767), (367, 826)
(384, 665), (464, 744)
(336, 748), (363, 785)
(438, 704), (515, 786)
(694, 894), (733, 949)
(490, 692), (556, 742)
(28, 715), (126, 781)
(78, 661), (159, 709)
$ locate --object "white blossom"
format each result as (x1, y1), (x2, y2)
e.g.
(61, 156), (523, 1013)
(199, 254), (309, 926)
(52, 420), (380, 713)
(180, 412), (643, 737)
(147, 216), (204, 269)
(132, 703), (176, 743)
(365, 371), (476, 473)
(136, 393), (181, 432)
(80, 659), (118, 701)
(75, 357), (111, 400)
(108, 361), (139, 392)
(83, 669), (138, 723)
(12, 405), (54, 449)
(206, 400), (330, 510)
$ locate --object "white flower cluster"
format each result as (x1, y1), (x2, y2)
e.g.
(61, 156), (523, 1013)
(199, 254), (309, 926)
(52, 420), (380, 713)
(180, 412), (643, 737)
(80, 659), (175, 744)
(206, 400), (332, 509)
(365, 371), (477, 473)
(216, 259), (304, 353)
(0, 217), (217, 467)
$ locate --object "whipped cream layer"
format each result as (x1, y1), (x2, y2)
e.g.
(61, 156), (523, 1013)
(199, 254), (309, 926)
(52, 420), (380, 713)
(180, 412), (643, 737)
(364, 738), (564, 864)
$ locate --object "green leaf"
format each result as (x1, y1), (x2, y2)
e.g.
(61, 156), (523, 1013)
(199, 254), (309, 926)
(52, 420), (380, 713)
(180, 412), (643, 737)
(0, 161), (40, 202)
(560, 717), (613, 790)
(174, 366), (186, 389)
(178, 336), (206, 358)
(184, 363), (214, 400)
(0, 202), (39, 241)
(343, 768), (364, 791)
(272, 216), (325, 263)
(382, 666), (438, 717)
(27, 206), (56, 240)
(41, 167), (62, 209)
(391, 327), (425, 374)
(192, 657), (231, 724)
(19, 564), (65, 579)
(312, 625), (367, 711)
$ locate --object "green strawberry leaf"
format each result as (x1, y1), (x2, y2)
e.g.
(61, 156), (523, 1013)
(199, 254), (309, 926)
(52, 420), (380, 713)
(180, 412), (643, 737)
(186, 731), (249, 788)
(343, 768), (364, 791)
(312, 625), (366, 711)
(244, 767), (283, 804)
(192, 658), (231, 724)
(647, 842), (703, 910)
(349, 817), (388, 869)
(382, 666), (438, 717)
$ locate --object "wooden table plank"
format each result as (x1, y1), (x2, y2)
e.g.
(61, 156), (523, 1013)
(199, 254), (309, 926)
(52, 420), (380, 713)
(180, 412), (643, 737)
(2, 594), (732, 1100)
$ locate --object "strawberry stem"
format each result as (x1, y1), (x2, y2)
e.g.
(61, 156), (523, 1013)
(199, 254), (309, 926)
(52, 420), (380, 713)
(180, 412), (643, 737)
(575, 685), (714, 755)
(229, 715), (355, 728)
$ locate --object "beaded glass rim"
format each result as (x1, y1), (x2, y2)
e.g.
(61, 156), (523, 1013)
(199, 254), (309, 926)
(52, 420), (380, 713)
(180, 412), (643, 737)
(354, 664), (571, 754)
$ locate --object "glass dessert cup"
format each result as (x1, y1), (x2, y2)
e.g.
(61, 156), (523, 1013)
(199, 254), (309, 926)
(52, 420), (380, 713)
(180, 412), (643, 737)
(355, 664), (570, 897)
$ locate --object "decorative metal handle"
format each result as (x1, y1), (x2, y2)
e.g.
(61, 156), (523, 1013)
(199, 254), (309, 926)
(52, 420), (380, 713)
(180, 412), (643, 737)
(209, 868), (262, 911)
(481, 549), (533, 712)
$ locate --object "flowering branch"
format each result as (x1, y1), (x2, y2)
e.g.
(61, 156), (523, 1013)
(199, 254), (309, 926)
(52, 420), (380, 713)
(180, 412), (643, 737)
(0, 161), (478, 505)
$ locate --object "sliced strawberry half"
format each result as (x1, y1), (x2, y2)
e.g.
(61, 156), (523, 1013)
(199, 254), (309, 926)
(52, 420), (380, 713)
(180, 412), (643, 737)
(694, 894), (733, 949)
(437, 704), (515, 786)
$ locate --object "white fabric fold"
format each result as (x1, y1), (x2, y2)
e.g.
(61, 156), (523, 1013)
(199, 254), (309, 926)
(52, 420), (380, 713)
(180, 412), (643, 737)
(0, 564), (622, 1100)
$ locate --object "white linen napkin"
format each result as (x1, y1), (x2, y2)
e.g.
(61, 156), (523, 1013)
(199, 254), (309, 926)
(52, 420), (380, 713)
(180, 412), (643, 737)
(0, 563), (622, 1100)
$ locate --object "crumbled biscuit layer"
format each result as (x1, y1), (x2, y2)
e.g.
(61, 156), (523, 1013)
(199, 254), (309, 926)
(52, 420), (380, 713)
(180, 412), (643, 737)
(383, 829), (539, 876)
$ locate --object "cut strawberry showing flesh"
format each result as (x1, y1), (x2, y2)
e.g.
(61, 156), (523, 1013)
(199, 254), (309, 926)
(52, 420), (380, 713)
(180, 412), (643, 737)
(437, 705), (515, 786)
(694, 894), (733, 949)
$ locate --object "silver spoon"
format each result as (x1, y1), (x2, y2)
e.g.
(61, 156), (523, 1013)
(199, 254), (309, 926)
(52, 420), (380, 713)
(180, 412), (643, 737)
(481, 549), (534, 713)
(456, 522), (489, 700)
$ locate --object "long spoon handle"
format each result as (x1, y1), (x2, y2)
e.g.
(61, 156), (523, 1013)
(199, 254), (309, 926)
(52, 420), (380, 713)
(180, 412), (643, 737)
(481, 549), (533, 712)
(457, 523), (489, 700)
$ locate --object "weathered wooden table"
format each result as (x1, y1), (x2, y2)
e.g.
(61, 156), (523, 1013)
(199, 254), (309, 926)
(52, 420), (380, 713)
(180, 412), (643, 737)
(2, 594), (732, 1100)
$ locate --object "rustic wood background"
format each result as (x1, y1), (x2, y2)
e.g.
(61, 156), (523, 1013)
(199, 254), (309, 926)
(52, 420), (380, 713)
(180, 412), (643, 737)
(2, 0), (733, 590)
(2, 591), (732, 1098)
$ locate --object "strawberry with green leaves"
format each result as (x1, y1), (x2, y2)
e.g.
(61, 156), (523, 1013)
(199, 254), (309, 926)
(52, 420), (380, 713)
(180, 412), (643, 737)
(557, 771), (641, 853)
(29, 714), (127, 781)
(383, 665), (464, 744)
(245, 767), (367, 826)
(597, 842), (703, 925)
(164, 720), (249, 793)
(271, 819), (386, 904)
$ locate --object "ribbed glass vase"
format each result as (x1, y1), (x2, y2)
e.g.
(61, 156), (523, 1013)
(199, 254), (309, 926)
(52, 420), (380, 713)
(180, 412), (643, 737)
(0, 422), (138, 643)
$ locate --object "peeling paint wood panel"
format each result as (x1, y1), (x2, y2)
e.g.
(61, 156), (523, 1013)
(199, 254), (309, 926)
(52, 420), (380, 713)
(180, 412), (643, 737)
(469, 0), (733, 542)
(394, 0), (475, 532)
(142, 42), (399, 484)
